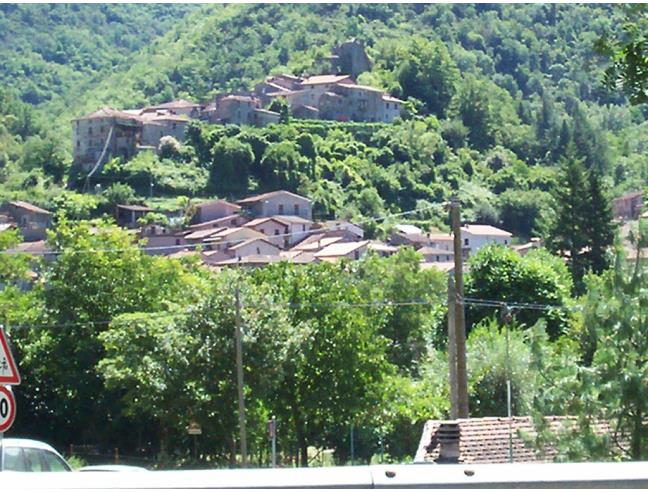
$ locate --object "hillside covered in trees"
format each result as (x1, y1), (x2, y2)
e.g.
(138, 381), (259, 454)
(0, 4), (645, 239)
(1, 3), (647, 467)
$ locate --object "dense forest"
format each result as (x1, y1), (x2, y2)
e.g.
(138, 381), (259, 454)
(1, 3), (647, 466)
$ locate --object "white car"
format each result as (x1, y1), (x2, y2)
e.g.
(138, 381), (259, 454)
(1, 438), (71, 472)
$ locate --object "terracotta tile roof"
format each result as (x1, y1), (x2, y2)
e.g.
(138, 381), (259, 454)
(186, 215), (246, 231)
(336, 83), (384, 93)
(76, 107), (143, 121)
(184, 227), (227, 241)
(315, 240), (369, 258)
(368, 241), (399, 253)
(220, 95), (258, 103)
(228, 237), (279, 251)
(149, 99), (198, 110)
(301, 74), (353, 85)
(194, 200), (241, 211)
(417, 246), (454, 256)
(8, 201), (52, 215)
(292, 235), (343, 252)
(383, 95), (404, 103)
(236, 190), (311, 205)
(245, 217), (289, 228)
(116, 204), (152, 212)
(415, 417), (623, 465)
(461, 224), (512, 237)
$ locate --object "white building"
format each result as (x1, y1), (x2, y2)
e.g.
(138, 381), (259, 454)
(461, 224), (512, 254)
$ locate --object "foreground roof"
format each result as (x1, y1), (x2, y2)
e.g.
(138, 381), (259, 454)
(415, 416), (622, 465)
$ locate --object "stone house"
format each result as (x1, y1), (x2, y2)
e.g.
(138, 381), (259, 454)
(319, 83), (403, 123)
(140, 99), (201, 119)
(73, 108), (143, 171)
(612, 191), (643, 220)
(191, 200), (241, 224)
(140, 114), (189, 148)
(237, 190), (312, 221)
(5, 201), (52, 241)
(209, 95), (280, 127)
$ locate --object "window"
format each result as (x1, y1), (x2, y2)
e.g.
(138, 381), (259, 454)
(231, 219), (236, 225)
(504, 239), (508, 245)
(260, 228), (265, 234)
(294, 204), (300, 214)
(88, 127), (93, 135)
(302, 225), (306, 232)
(464, 238), (469, 246)
(175, 239), (180, 246)
(274, 229), (279, 235)
(278, 204), (284, 214)
(41, 450), (70, 472)
(354, 250), (360, 260)
(23, 448), (45, 472)
(256, 247), (260, 254)
(76, 141), (80, 148)
(3, 447), (25, 471)
(436, 255), (440, 261)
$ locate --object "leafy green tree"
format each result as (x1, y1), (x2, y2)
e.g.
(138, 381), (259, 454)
(397, 37), (459, 118)
(210, 136), (254, 192)
(355, 248), (447, 370)
(16, 219), (207, 448)
(597, 4), (648, 104)
(251, 262), (393, 466)
(465, 245), (573, 338)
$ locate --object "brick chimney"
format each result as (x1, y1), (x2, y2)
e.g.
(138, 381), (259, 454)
(436, 421), (461, 463)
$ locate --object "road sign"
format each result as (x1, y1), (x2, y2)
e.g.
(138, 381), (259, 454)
(0, 326), (20, 385)
(187, 421), (202, 435)
(0, 386), (16, 432)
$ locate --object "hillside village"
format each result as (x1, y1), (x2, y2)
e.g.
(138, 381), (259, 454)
(72, 42), (404, 172)
(0, 190), (522, 273)
(2, 187), (645, 274)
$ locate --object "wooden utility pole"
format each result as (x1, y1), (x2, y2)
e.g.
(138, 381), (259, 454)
(235, 282), (248, 467)
(447, 275), (459, 419)
(450, 197), (469, 418)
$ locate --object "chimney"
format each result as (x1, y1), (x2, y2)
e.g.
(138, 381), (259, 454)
(436, 421), (461, 463)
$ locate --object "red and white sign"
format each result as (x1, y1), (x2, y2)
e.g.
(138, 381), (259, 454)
(0, 386), (16, 432)
(0, 326), (20, 385)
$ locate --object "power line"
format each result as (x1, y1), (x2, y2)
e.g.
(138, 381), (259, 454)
(0, 201), (448, 257)
(5, 298), (441, 332)
(4, 296), (580, 333)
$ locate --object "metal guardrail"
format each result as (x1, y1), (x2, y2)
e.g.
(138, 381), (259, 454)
(3, 461), (648, 489)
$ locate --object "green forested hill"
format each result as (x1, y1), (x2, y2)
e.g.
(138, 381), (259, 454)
(0, 4), (646, 239)
(0, 4), (197, 106)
